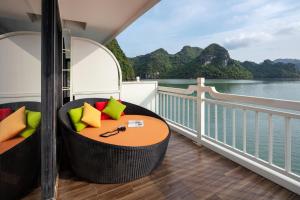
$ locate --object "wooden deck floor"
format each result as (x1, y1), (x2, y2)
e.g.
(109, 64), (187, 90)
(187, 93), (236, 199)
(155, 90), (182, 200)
(25, 132), (299, 200)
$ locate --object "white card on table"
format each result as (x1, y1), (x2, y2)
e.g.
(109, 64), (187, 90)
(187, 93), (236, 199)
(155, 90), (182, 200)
(128, 120), (144, 128)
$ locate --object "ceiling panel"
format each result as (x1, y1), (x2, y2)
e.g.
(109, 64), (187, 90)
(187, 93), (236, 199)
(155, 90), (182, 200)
(0, 0), (160, 43)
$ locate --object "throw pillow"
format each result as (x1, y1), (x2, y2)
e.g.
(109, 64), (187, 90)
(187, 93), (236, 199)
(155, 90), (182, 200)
(0, 106), (26, 142)
(81, 102), (101, 128)
(102, 97), (126, 120)
(0, 108), (13, 121)
(68, 107), (87, 132)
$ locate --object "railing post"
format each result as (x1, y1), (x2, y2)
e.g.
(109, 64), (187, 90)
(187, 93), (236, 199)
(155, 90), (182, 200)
(197, 77), (205, 144)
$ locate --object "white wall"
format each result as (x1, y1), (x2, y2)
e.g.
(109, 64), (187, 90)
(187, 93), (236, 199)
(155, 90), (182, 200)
(0, 32), (41, 103)
(71, 37), (158, 112)
(71, 37), (122, 100)
(121, 81), (158, 112)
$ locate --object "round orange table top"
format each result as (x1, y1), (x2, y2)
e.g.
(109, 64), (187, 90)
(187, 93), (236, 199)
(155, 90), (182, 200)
(79, 115), (169, 147)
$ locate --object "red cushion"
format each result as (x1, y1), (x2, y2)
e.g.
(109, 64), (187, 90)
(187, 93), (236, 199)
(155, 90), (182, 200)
(0, 108), (13, 121)
(95, 100), (125, 120)
(95, 102), (111, 120)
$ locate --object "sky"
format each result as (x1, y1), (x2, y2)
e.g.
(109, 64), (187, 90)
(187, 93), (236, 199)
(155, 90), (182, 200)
(117, 0), (300, 63)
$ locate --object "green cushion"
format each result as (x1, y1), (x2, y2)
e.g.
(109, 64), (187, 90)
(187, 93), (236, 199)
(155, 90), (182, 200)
(19, 110), (41, 138)
(68, 107), (87, 132)
(102, 97), (126, 120)
(20, 128), (36, 138)
(26, 110), (41, 129)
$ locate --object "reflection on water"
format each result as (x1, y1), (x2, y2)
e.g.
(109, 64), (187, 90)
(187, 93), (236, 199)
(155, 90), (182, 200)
(157, 79), (300, 175)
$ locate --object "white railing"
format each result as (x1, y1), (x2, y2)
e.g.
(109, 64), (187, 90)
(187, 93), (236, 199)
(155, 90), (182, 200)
(158, 91), (197, 135)
(157, 77), (300, 195)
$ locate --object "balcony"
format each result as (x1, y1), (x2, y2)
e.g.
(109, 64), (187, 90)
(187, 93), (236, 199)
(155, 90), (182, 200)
(22, 77), (300, 199)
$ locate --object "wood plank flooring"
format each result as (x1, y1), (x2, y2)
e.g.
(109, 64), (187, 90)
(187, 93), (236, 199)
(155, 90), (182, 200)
(24, 132), (300, 200)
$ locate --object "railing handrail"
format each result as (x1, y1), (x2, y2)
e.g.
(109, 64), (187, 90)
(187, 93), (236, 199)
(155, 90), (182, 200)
(158, 85), (197, 95)
(200, 85), (300, 111)
(204, 98), (300, 119)
(158, 91), (197, 100)
(158, 78), (300, 111)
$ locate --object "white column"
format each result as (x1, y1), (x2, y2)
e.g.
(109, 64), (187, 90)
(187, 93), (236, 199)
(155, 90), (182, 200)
(197, 77), (205, 143)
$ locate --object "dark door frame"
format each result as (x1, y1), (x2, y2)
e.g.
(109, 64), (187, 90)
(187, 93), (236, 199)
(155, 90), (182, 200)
(41, 0), (62, 199)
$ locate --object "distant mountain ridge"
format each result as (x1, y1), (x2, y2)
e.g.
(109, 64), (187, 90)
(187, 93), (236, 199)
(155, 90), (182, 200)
(242, 60), (299, 78)
(130, 45), (203, 79)
(186, 44), (252, 79)
(273, 59), (300, 70)
(129, 44), (300, 79)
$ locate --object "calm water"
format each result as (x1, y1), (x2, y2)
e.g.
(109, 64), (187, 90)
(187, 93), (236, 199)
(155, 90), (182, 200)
(157, 79), (300, 175)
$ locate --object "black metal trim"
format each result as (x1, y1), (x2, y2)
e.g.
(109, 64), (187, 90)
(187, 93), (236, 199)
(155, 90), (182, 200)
(41, 0), (62, 198)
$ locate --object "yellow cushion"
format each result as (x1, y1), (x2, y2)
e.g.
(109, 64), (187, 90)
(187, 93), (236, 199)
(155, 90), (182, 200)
(81, 102), (101, 128)
(0, 106), (26, 142)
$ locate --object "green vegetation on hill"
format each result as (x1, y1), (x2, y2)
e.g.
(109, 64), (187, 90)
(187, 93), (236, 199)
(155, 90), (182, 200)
(131, 43), (252, 79)
(273, 59), (300, 70)
(167, 46), (203, 78)
(242, 60), (300, 78)
(107, 39), (300, 80)
(129, 43), (300, 79)
(130, 46), (203, 79)
(186, 44), (252, 79)
(106, 39), (135, 81)
(130, 48), (172, 79)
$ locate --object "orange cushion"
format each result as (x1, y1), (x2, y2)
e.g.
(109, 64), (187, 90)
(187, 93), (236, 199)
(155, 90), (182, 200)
(0, 137), (25, 154)
(0, 106), (26, 143)
(79, 115), (169, 147)
(81, 102), (101, 128)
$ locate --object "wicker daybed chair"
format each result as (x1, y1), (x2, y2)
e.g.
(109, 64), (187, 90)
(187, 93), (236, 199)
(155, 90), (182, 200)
(58, 98), (170, 183)
(0, 102), (40, 200)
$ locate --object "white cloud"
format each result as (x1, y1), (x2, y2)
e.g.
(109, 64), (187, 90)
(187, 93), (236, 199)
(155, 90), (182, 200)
(252, 2), (291, 18)
(223, 32), (273, 50)
(275, 23), (300, 35)
(169, 0), (207, 24)
(228, 1), (295, 28)
(231, 0), (269, 13)
(222, 20), (300, 51)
